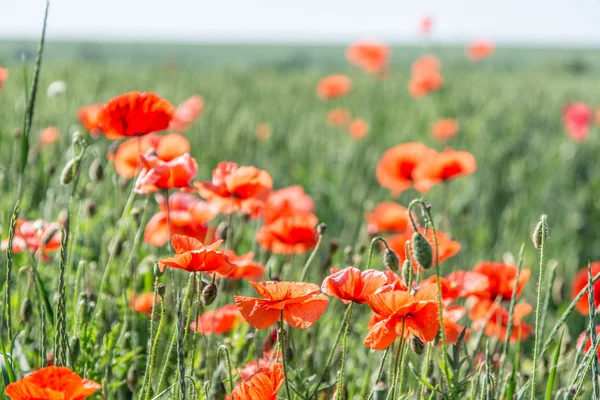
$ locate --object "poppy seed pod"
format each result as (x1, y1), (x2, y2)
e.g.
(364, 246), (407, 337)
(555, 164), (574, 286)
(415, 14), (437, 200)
(384, 248), (399, 272)
(156, 283), (166, 298)
(19, 298), (33, 324)
(88, 158), (104, 182)
(201, 283), (218, 306)
(402, 259), (413, 285)
(531, 215), (548, 250)
(412, 232), (432, 269)
(317, 222), (327, 235)
(410, 335), (425, 355)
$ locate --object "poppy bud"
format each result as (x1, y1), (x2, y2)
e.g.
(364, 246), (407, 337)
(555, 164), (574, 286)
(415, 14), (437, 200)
(373, 382), (388, 400)
(317, 222), (327, 235)
(46, 164), (57, 177)
(157, 283), (166, 298)
(69, 337), (80, 364)
(88, 158), (104, 182)
(60, 157), (82, 186)
(344, 246), (353, 265)
(412, 232), (432, 269)
(40, 226), (60, 247)
(215, 222), (229, 242)
(402, 260), (413, 286)
(19, 298), (32, 324)
(126, 366), (138, 392)
(531, 215), (548, 250)
(271, 274), (280, 282)
(47, 351), (55, 367)
(209, 381), (227, 400)
(201, 283), (217, 306)
(329, 239), (340, 254)
(130, 207), (143, 226)
(410, 336), (425, 355)
(384, 248), (399, 272)
(72, 130), (83, 142)
(427, 359), (435, 377)
(285, 346), (294, 362)
(84, 200), (97, 218)
(110, 238), (125, 257)
(153, 262), (164, 278)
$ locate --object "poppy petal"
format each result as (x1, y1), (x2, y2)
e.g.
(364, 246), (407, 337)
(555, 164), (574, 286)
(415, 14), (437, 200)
(234, 296), (280, 330)
(283, 294), (329, 329)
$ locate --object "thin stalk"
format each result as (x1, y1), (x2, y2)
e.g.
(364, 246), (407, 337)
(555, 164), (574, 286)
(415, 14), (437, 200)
(279, 311), (292, 400)
(336, 301), (354, 400)
(299, 233), (324, 282)
(144, 293), (166, 400)
(364, 237), (389, 271)
(365, 348), (390, 400)
(387, 327), (405, 400)
(530, 215), (547, 400)
(586, 261), (600, 399)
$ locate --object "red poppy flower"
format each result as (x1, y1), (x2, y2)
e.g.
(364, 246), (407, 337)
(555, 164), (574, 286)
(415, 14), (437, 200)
(237, 350), (281, 380)
(577, 326), (600, 359)
(326, 108), (351, 127)
(563, 102), (593, 142)
(135, 151), (197, 194)
(348, 119), (369, 140)
(387, 228), (461, 268)
(234, 281), (329, 329)
(469, 299), (532, 343)
(231, 363), (285, 400)
(144, 192), (216, 247)
(379, 270), (409, 291)
(1, 219), (61, 258)
(190, 304), (240, 335)
(257, 213), (319, 254)
(364, 284), (439, 350)
(473, 262), (531, 301)
(376, 143), (436, 196)
(413, 148), (477, 192)
(5, 366), (100, 400)
(346, 41), (390, 74)
(443, 305), (470, 345)
(264, 185), (315, 224)
(365, 202), (409, 235)
(218, 251), (265, 281)
(195, 162), (273, 217)
(321, 267), (388, 304)
(419, 16), (434, 37)
(0, 67), (8, 89)
(130, 292), (160, 316)
(316, 75), (351, 100)
(409, 65), (443, 99)
(170, 95), (204, 132)
(255, 123), (271, 141)
(98, 91), (175, 139)
(159, 234), (235, 274)
(40, 127), (60, 146)
(77, 104), (103, 137)
(431, 119), (459, 142)
(411, 55), (441, 76)
(571, 262), (600, 315)
(422, 271), (490, 303)
(466, 41), (495, 61)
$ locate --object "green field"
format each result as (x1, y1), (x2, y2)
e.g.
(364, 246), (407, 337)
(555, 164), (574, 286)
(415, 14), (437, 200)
(1, 40), (600, 399)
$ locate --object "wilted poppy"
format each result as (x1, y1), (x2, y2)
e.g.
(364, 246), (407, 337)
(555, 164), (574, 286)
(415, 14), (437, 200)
(218, 251), (265, 281)
(159, 234), (235, 275)
(469, 299), (533, 343)
(170, 95), (204, 132)
(130, 292), (160, 316)
(473, 262), (531, 301)
(422, 271), (490, 303)
(387, 228), (461, 268)
(326, 108), (351, 127)
(563, 102), (593, 142)
(235, 281), (329, 329)
(195, 162), (273, 217)
(135, 151), (197, 194)
(144, 192), (216, 247)
(431, 119), (459, 141)
(348, 119), (369, 140)
(77, 104), (103, 137)
(376, 142), (436, 196)
(98, 91), (174, 139)
(571, 262), (600, 315)
(413, 148), (477, 192)
(257, 213), (319, 254)
(364, 284), (439, 350)
(1, 219), (61, 259)
(190, 304), (240, 335)
(0, 67), (8, 89)
(346, 41), (390, 74)
(264, 185), (315, 224)
(316, 75), (351, 100)
(577, 326), (600, 359)
(40, 126), (60, 146)
(466, 41), (495, 61)
(443, 305), (470, 345)
(231, 363), (285, 400)
(321, 267), (388, 304)
(255, 123), (271, 141)
(5, 366), (100, 400)
(365, 202), (409, 235)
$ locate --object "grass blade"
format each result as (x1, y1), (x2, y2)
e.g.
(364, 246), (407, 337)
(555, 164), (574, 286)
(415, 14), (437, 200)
(544, 331), (563, 400)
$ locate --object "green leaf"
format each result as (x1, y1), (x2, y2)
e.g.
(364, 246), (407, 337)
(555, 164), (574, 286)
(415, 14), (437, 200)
(545, 332), (563, 400)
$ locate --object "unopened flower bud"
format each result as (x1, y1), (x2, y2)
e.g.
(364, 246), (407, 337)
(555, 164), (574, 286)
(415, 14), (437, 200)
(531, 215), (548, 250)
(130, 207), (143, 226)
(384, 248), (399, 272)
(317, 222), (327, 235)
(410, 336), (425, 355)
(46, 164), (57, 177)
(373, 382), (388, 400)
(69, 337), (80, 364)
(412, 232), (432, 269)
(157, 283), (166, 298)
(153, 262), (165, 278)
(285, 346), (294, 362)
(215, 222), (228, 242)
(88, 158), (104, 182)
(209, 381), (227, 400)
(19, 298), (33, 324)
(201, 283), (217, 306)
(60, 157), (82, 185)
(84, 200), (97, 218)
(40, 225), (60, 247)
(402, 260), (413, 286)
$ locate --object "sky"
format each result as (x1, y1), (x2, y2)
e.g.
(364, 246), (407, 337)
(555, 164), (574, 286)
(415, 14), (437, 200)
(1, 0), (599, 46)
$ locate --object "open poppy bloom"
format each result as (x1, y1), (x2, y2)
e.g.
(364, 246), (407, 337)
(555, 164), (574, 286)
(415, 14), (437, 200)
(348, 119), (369, 140)
(237, 350), (282, 380)
(77, 104), (103, 137)
(257, 213), (319, 254)
(326, 108), (351, 127)
(316, 75), (351, 100)
(114, 133), (190, 179)
(422, 271), (490, 303)
(218, 251), (265, 281)
(1, 219), (61, 259)
(255, 123), (271, 141)
(469, 299), (533, 343)
(346, 41), (390, 74)
(234, 281), (329, 329)
(409, 55), (443, 98)
(411, 55), (441, 76)
(144, 192), (216, 247)
(321, 267), (388, 304)
(170, 95), (204, 132)
(563, 102), (593, 142)
(473, 262), (531, 301)
(159, 234), (235, 274)
(364, 284), (439, 350)
(0, 67), (8, 89)
(264, 185), (315, 224)
(190, 304), (240, 335)
(412, 148), (477, 192)
(135, 151), (197, 194)
(195, 162), (273, 217)
(231, 363), (285, 400)
(380, 270), (409, 291)
(466, 41), (495, 61)
(98, 91), (175, 139)
(571, 262), (600, 315)
(5, 366), (100, 400)
(431, 119), (459, 142)
(577, 326), (600, 359)
(40, 126), (60, 146)
(443, 305), (470, 345)
(130, 292), (159, 316)
(387, 228), (461, 268)
(365, 202), (409, 235)
(376, 143), (436, 196)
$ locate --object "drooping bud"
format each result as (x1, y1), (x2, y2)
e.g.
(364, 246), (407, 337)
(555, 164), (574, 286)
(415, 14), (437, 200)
(88, 158), (104, 182)
(201, 283), (218, 306)
(209, 380), (227, 400)
(317, 222), (327, 235)
(84, 200), (97, 218)
(19, 298), (33, 324)
(410, 336), (425, 355)
(412, 232), (432, 269)
(531, 215), (549, 250)
(157, 283), (166, 298)
(384, 248), (399, 272)
(60, 157), (82, 186)
(153, 262), (165, 278)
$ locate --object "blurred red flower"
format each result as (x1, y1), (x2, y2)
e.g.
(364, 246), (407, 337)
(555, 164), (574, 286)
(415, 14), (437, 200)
(135, 151), (197, 194)
(346, 41), (390, 74)
(409, 55), (443, 98)
(466, 41), (496, 61)
(321, 267), (388, 304)
(469, 299), (532, 343)
(419, 16), (434, 37)
(413, 148), (477, 192)
(130, 292), (159, 316)
(473, 262), (531, 301)
(257, 213), (319, 254)
(443, 305), (470, 345)
(563, 102), (593, 142)
(190, 304), (240, 335)
(218, 251), (265, 281)
(316, 75), (351, 100)
(376, 142), (436, 196)
(326, 108), (351, 127)
(40, 126), (60, 146)
(0, 67), (8, 89)
(577, 326), (600, 359)
(159, 234), (235, 275)
(1, 219), (61, 259)
(365, 202), (409, 235)
(422, 271), (490, 303)
(264, 185), (315, 224)
(77, 104), (103, 137)
(348, 118), (369, 140)
(5, 366), (100, 400)
(571, 262), (600, 315)
(255, 123), (271, 141)
(170, 95), (204, 132)
(431, 119), (459, 142)
(231, 363), (285, 400)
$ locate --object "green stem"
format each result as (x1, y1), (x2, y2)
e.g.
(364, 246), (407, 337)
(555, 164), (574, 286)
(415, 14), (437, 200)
(336, 301), (354, 400)
(364, 237), (389, 271)
(299, 233), (324, 282)
(530, 215), (547, 400)
(143, 292), (165, 400)
(365, 348), (389, 400)
(280, 311), (292, 400)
